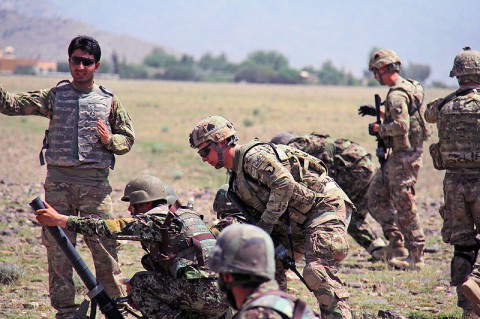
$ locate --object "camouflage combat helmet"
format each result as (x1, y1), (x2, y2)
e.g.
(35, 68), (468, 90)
(270, 132), (298, 145)
(121, 175), (176, 205)
(369, 49), (401, 71)
(213, 184), (239, 215)
(189, 115), (237, 149)
(207, 223), (276, 280)
(450, 47), (480, 78)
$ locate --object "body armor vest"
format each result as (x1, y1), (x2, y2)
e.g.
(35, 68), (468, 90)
(145, 206), (216, 278)
(430, 91), (480, 170)
(44, 80), (114, 169)
(385, 78), (430, 150)
(230, 139), (330, 225)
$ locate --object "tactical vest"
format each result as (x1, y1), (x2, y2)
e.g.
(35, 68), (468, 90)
(240, 290), (318, 319)
(145, 206), (216, 278)
(43, 80), (114, 169)
(429, 90), (480, 170)
(230, 139), (330, 225)
(385, 78), (430, 149)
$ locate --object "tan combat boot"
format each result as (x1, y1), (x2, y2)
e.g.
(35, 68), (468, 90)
(388, 246), (424, 270)
(462, 279), (480, 316)
(372, 238), (408, 262)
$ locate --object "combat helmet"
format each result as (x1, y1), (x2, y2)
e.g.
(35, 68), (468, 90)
(450, 47), (480, 78)
(121, 175), (176, 205)
(369, 49), (401, 71)
(189, 115), (237, 149)
(207, 223), (275, 280)
(270, 132), (298, 145)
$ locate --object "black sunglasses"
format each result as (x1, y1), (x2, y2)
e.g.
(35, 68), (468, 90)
(198, 144), (213, 158)
(70, 56), (97, 66)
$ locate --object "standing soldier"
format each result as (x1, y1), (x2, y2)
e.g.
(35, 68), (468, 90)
(424, 47), (480, 318)
(358, 49), (429, 270)
(0, 35), (134, 318)
(190, 116), (353, 319)
(34, 175), (230, 319)
(208, 223), (319, 319)
(272, 132), (388, 261)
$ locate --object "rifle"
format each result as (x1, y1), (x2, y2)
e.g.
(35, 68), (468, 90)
(374, 94), (387, 182)
(225, 191), (311, 291)
(29, 197), (125, 319)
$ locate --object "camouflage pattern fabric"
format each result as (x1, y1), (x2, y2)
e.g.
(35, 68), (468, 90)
(366, 151), (425, 251)
(130, 271), (228, 319)
(288, 134), (383, 253)
(0, 80), (134, 318)
(233, 280), (319, 319)
(66, 205), (229, 318)
(230, 141), (352, 319)
(425, 84), (480, 310)
(43, 181), (125, 318)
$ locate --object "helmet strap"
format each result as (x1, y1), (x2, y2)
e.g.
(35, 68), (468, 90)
(211, 143), (227, 169)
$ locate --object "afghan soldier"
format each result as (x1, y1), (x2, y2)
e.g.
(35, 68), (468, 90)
(272, 132), (388, 261)
(424, 47), (480, 318)
(358, 49), (429, 270)
(0, 35), (134, 318)
(208, 223), (319, 319)
(190, 115), (353, 319)
(35, 175), (230, 319)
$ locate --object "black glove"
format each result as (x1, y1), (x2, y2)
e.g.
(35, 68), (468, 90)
(358, 104), (377, 117)
(274, 244), (295, 269)
(368, 123), (377, 136)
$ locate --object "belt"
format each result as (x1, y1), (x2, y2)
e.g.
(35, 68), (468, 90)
(395, 146), (423, 153)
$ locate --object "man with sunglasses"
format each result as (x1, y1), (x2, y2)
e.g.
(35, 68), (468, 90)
(189, 116), (354, 319)
(358, 49), (429, 271)
(0, 35), (135, 319)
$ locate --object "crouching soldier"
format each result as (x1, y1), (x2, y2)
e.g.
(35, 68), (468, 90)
(35, 175), (230, 319)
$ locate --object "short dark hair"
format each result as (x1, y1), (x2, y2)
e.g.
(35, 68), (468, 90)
(68, 35), (101, 62)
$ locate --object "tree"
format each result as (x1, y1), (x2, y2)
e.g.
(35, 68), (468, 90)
(244, 50), (289, 71)
(143, 48), (177, 68)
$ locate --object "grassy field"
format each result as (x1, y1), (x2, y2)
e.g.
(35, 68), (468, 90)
(0, 75), (460, 318)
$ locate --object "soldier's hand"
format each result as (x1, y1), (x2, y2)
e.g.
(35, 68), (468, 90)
(358, 104), (377, 117)
(368, 123), (379, 136)
(97, 118), (112, 145)
(34, 202), (68, 228)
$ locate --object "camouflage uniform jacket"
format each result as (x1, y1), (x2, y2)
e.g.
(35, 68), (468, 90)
(66, 205), (216, 280)
(379, 76), (427, 151)
(234, 280), (319, 319)
(230, 140), (331, 228)
(0, 81), (135, 166)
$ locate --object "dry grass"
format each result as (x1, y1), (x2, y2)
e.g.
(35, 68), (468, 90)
(0, 75), (459, 318)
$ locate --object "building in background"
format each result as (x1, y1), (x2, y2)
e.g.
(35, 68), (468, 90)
(0, 46), (57, 75)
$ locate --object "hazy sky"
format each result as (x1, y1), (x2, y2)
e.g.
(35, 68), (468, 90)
(48, 0), (478, 84)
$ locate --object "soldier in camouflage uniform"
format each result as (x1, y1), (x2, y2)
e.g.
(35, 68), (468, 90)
(35, 175), (230, 319)
(358, 49), (429, 270)
(208, 223), (319, 319)
(190, 116), (353, 319)
(272, 132), (388, 261)
(0, 35), (134, 318)
(424, 47), (480, 318)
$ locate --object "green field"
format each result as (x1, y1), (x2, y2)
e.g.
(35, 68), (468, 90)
(0, 75), (460, 318)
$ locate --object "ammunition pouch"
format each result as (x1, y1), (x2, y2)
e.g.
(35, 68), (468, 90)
(429, 142), (445, 170)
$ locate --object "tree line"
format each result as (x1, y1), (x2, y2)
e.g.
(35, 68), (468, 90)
(55, 46), (444, 87)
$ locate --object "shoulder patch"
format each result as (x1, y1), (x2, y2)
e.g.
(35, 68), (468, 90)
(99, 85), (114, 96)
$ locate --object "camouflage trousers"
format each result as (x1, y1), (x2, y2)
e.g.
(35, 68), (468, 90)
(275, 189), (352, 319)
(366, 150), (425, 250)
(129, 271), (229, 319)
(440, 172), (480, 309)
(42, 181), (125, 318)
(337, 166), (383, 254)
